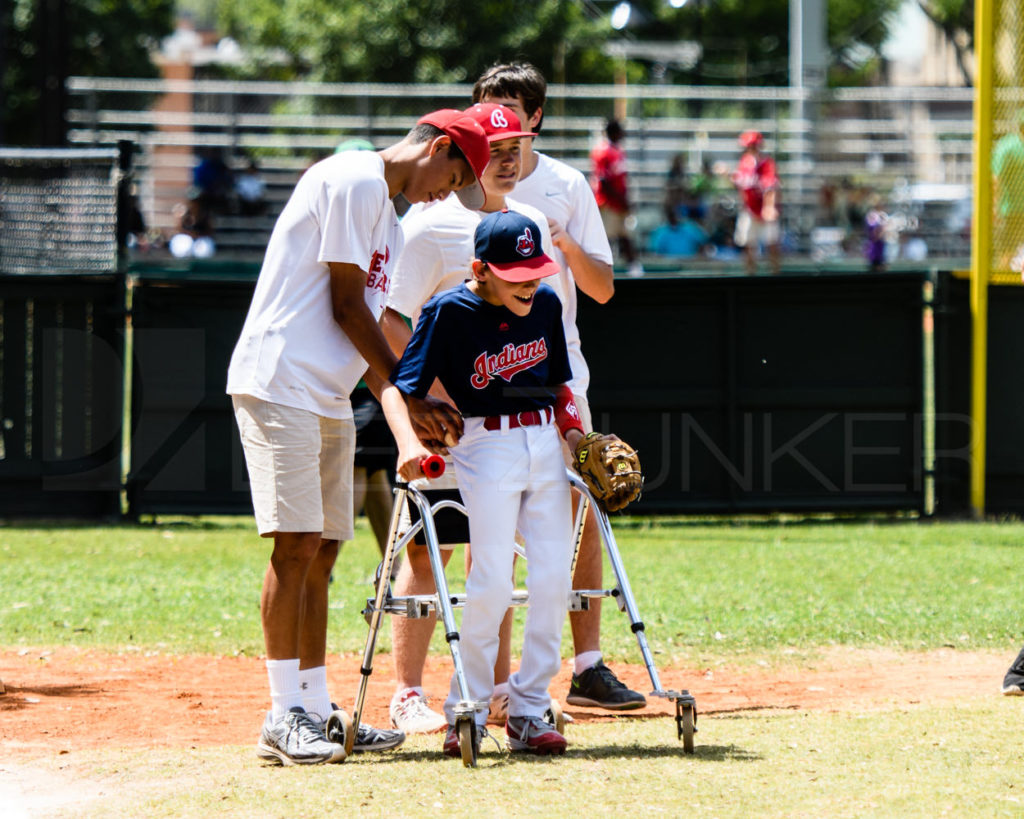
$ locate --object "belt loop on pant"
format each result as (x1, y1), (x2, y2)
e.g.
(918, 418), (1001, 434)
(483, 406), (552, 432)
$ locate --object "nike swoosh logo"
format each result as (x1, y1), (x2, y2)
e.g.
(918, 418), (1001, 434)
(544, 191), (559, 197)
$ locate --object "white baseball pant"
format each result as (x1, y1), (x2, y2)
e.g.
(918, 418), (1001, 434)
(444, 415), (572, 725)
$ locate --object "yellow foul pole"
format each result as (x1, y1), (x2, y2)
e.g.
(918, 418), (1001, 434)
(970, 0), (995, 517)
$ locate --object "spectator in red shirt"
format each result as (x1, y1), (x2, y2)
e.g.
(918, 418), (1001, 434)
(732, 130), (781, 275)
(591, 119), (643, 276)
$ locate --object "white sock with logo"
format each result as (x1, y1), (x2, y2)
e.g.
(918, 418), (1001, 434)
(266, 658), (302, 719)
(573, 651), (603, 676)
(298, 666), (332, 723)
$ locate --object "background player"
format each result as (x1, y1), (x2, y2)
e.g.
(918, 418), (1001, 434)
(590, 118), (643, 277)
(472, 62), (647, 713)
(226, 109), (488, 765)
(732, 130), (781, 275)
(384, 102), (545, 734)
(391, 208), (585, 756)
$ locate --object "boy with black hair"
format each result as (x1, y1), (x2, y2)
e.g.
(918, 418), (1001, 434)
(227, 109), (489, 766)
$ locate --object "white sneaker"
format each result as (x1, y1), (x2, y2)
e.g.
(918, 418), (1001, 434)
(390, 688), (447, 734)
(627, 262), (644, 278)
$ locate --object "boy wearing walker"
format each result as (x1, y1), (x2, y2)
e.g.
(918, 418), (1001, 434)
(390, 209), (586, 755)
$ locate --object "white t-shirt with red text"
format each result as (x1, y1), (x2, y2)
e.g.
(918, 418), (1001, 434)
(227, 151), (403, 419)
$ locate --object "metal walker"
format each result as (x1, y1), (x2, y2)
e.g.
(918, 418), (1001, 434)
(326, 466), (697, 767)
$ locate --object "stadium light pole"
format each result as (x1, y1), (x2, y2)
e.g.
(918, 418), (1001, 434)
(789, 0), (827, 243)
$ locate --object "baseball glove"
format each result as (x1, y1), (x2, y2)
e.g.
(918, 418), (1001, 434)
(572, 432), (643, 513)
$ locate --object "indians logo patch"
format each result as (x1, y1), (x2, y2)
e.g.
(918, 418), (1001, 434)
(471, 338), (547, 388)
(515, 227), (535, 258)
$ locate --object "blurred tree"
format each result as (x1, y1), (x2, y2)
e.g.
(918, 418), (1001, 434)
(216, 0), (903, 90)
(216, 0), (615, 85)
(620, 0), (903, 86)
(1, 0), (175, 146)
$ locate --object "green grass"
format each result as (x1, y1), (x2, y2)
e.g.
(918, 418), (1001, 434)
(4, 516), (1024, 817)
(18, 700), (1024, 818)
(1, 516), (1022, 660)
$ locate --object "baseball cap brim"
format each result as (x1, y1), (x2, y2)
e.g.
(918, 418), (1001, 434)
(486, 253), (561, 283)
(456, 181), (485, 210)
(417, 109), (490, 210)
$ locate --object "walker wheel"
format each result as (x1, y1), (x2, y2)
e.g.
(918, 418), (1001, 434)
(457, 718), (477, 768)
(544, 698), (566, 734)
(677, 701), (695, 754)
(327, 708), (356, 757)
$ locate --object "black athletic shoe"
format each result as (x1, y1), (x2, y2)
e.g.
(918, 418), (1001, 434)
(316, 704), (406, 752)
(1002, 645), (1024, 696)
(566, 661), (646, 710)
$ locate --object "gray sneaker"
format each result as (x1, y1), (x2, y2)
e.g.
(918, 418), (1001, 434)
(317, 704), (406, 753)
(256, 707), (346, 765)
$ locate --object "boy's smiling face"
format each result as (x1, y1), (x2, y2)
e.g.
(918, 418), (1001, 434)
(470, 261), (540, 317)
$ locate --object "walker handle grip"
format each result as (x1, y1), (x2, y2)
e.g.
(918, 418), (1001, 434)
(420, 454), (445, 479)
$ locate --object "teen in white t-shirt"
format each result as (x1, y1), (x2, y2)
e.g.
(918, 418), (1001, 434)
(225, 110), (491, 767)
(228, 151), (402, 417)
(506, 151), (612, 397)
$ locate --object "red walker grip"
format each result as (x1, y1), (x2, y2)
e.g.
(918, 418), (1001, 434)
(419, 454), (446, 479)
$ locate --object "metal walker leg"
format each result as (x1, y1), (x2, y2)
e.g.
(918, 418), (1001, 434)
(333, 470), (697, 762)
(564, 467), (698, 753)
(332, 480), (486, 766)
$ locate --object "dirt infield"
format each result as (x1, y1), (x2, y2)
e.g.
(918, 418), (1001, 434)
(0, 646), (1009, 758)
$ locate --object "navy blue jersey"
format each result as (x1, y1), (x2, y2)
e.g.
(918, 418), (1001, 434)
(391, 283), (572, 417)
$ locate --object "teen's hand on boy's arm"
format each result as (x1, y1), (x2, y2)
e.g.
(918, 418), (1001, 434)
(405, 393), (463, 450)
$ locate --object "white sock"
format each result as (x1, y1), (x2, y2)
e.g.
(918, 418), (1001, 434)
(298, 666), (332, 723)
(266, 658), (302, 719)
(573, 651), (603, 676)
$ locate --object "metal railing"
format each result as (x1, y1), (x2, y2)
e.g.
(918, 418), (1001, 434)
(65, 77), (975, 262)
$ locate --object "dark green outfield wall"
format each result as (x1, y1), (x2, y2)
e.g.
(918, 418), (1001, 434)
(1, 263), (1016, 518)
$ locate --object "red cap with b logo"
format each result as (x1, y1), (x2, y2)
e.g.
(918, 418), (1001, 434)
(464, 103), (535, 142)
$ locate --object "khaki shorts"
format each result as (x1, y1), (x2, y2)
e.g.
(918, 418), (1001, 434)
(232, 394), (355, 541)
(734, 210), (780, 248)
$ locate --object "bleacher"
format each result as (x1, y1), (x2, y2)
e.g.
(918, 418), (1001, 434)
(66, 78), (976, 264)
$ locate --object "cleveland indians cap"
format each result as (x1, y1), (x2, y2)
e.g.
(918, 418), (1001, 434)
(463, 103), (535, 142)
(474, 209), (560, 283)
(417, 109), (490, 209)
